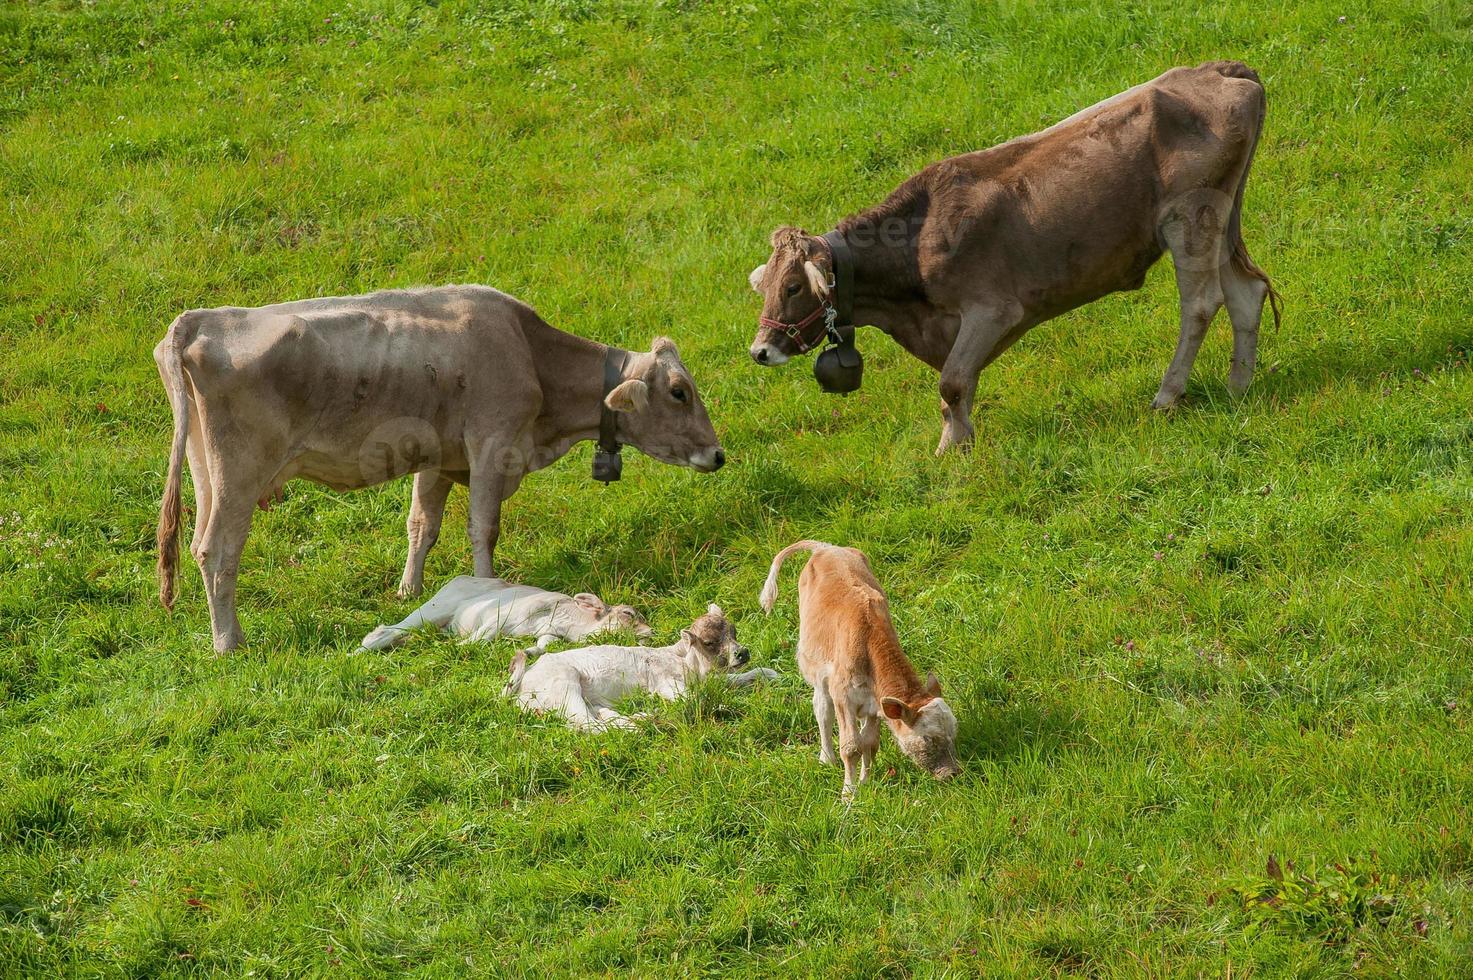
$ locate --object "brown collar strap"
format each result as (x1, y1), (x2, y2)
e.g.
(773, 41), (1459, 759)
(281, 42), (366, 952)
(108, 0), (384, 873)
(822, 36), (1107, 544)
(592, 348), (627, 483)
(757, 231), (856, 353)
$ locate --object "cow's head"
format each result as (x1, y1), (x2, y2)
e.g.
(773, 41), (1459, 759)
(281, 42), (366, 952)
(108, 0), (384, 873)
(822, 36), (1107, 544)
(605, 337), (724, 472)
(677, 603), (750, 677)
(573, 593), (655, 640)
(747, 226), (833, 366)
(880, 673), (962, 780)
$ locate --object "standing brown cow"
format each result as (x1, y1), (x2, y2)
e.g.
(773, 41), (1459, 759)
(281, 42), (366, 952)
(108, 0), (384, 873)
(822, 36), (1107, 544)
(155, 285), (725, 652)
(748, 61), (1280, 453)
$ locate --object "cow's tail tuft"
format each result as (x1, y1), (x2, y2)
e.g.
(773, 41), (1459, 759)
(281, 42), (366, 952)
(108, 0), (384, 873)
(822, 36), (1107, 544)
(156, 313), (195, 611)
(759, 540), (829, 613)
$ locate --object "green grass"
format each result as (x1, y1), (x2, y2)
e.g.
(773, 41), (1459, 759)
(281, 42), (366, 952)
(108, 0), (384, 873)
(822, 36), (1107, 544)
(2, 0), (1472, 973)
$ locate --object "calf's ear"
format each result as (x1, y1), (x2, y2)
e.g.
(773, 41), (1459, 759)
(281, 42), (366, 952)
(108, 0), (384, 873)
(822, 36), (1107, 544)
(605, 378), (649, 412)
(748, 264), (767, 293)
(880, 696), (918, 725)
(573, 593), (608, 616)
(923, 672), (943, 698)
(707, 602), (723, 617)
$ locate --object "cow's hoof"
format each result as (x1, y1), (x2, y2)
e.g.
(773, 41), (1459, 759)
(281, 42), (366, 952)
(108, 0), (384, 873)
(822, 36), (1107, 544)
(212, 632), (244, 654)
(819, 750), (839, 766)
(396, 583), (422, 600)
(1151, 390), (1184, 410)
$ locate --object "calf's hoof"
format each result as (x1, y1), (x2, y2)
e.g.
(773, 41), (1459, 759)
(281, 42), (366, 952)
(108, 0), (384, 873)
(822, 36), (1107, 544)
(359, 626), (395, 651)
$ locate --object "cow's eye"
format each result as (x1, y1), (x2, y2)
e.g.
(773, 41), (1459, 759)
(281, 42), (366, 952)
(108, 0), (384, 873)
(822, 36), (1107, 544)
(671, 387), (687, 403)
(785, 282), (802, 297)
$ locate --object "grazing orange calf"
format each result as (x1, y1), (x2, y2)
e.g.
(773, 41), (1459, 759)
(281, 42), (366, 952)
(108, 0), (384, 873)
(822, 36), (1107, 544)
(760, 541), (960, 797)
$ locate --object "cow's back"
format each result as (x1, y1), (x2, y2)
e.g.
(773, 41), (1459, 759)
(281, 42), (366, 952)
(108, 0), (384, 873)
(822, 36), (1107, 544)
(174, 285), (544, 490)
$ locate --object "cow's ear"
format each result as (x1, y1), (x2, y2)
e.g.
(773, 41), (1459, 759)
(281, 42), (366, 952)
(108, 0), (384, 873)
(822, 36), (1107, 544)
(923, 671), (943, 698)
(605, 378), (649, 412)
(748, 264), (767, 293)
(881, 696), (917, 724)
(573, 593), (607, 616)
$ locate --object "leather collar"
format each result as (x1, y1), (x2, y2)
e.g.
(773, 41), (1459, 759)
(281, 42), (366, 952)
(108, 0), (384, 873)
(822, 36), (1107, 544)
(592, 348), (627, 483)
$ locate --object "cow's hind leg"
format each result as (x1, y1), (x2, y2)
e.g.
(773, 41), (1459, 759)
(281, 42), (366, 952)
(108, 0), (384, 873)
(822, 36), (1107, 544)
(1223, 254), (1270, 395)
(185, 390), (213, 565)
(399, 470), (453, 598)
(195, 487), (256, 652)
(1154, 217), (1225, 409)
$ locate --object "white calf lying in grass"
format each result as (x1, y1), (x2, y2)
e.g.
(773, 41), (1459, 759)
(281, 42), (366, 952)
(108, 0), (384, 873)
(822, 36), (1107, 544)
(761, 540), (961, 797)
(502, 604), (777, 731)
(358, 575), (652, 653)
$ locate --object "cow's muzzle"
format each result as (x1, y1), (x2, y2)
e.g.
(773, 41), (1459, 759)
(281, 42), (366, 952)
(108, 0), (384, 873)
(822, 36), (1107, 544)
(690, 446), (726, 472)
(749, 341), (789, 366)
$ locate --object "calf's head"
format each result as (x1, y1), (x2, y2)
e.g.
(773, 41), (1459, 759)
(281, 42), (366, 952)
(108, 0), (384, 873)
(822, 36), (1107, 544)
(677, 603), (750, 676)
(605, 337), (725, 472)
(573, 593), (654, 640)
(881, 673), (961, 780)
(747, 226), (832, 366)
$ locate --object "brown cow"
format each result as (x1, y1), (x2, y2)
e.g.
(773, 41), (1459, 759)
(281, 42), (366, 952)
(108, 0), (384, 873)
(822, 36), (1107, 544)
(155, 285), (724, 652)
(748, 61), (1280, 453)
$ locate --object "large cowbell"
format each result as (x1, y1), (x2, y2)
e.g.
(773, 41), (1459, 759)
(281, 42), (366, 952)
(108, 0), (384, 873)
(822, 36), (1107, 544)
(813, 332), (863, 394)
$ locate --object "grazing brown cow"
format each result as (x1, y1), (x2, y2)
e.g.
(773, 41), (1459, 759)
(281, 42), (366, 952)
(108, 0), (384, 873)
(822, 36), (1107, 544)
(760, 540), (960, 798)
(748, 61), (1280, 453)
(155, 285), (724, 652)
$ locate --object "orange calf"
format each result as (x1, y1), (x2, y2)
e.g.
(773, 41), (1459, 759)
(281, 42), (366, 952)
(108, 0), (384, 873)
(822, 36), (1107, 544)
(760, 541), (960, 797)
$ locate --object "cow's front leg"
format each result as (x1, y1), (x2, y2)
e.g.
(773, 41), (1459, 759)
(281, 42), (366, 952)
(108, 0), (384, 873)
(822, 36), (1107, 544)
(936, 305), (1022, 455)
(399, 470), (453, 598)
(466, 467), (505, 579)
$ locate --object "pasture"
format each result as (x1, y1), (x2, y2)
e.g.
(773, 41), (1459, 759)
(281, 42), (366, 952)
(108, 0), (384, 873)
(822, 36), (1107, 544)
(2, 0), (1472, 973)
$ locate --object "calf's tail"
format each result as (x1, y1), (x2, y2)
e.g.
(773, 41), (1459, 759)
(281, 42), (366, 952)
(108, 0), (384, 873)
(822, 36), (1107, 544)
(155, 313), (195, 611)
(759, 540), (830, 613)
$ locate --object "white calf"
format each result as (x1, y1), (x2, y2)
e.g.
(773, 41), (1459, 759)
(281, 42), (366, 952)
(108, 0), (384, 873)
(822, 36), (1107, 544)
(502, 604), (777, 730)
(358, 575), (651, 653)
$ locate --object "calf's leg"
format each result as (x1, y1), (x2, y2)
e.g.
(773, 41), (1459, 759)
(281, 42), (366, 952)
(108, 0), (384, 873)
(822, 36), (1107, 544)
(812, 684), (838, 765)
(399, 470), (453, 598)
(856, 710), (880, 784)
(359, 580), (461, 651)
(834, 693), (865, 798)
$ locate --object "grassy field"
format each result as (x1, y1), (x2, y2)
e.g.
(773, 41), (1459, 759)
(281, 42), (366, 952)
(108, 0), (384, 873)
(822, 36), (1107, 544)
(2, 0), (1472, 974)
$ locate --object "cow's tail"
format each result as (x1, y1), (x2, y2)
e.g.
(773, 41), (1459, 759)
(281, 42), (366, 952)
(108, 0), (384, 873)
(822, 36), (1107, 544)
(155, 313), (195, 611)
(501, 649), (529, 698)
(1222, 64), (1282, 333)
(759, 540), (830, 613)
